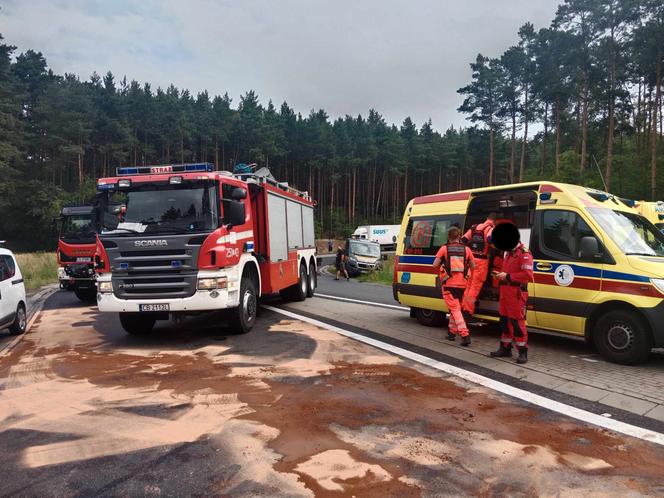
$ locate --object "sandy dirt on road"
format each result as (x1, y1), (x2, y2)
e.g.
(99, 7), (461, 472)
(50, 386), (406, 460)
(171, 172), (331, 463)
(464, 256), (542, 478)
(2, 305), (664, 496)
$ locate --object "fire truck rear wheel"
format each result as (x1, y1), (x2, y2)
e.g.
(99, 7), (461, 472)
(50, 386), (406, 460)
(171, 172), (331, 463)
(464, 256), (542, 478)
(230, 277), (257, 334)
(119, 313), (156, 336)
(306, 262), (316, 297)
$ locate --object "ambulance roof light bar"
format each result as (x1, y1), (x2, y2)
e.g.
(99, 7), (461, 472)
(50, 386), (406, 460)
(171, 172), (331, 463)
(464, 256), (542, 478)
(116, 163), (214, 176)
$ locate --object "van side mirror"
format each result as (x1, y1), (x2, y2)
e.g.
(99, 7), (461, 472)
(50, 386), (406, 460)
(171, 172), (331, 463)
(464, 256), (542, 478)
(226, 200), (246, 227)
(579, 236), (601, 261)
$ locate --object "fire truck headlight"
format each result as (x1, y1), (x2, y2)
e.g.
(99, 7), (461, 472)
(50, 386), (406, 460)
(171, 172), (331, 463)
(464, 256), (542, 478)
(98, 281), (113, 293)
(651, 278), (664, 295)
(198, 277), (227, 290)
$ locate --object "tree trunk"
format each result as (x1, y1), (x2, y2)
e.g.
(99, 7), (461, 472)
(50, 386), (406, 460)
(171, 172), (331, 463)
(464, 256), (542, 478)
(540, 101), (548, 175)
(509, 109), (516, 183)
(519, 85), (529, 183)
(214, 135), (219, 169)
(555, 97), (561, 176)
(606, 59), (616, 191)
(580, 81), (589, 177)
(652, 55), (661, 200)
(488, 127), (494, 186)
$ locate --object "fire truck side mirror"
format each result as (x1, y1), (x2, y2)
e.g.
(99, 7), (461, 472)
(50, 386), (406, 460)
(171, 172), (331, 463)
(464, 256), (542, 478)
(226, 200), (246, 228)
(232, 187), (247, 200)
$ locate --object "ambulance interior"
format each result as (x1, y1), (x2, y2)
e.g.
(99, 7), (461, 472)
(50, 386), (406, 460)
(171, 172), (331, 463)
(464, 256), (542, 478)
(464, 188), (537, 303)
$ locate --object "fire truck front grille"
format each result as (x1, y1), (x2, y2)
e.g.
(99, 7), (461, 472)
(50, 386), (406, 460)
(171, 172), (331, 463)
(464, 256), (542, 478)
(102, 235), (205, 300)
(113, 273), (197, 299)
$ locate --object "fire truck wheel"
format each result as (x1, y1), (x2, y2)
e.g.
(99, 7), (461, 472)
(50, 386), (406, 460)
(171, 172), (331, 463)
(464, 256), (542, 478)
(119, 313), (156, 335)
(230, 277), (257, 334)
(74, 288), (97, 303)
(594, 310), (652, 365)
(9, 303), (27, 335)
(306, 262), (316, 297)
(414, 308), (446, 327)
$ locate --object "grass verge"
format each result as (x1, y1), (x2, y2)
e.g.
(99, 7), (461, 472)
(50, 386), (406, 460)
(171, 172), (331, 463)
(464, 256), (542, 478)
(15, 252), (58, 290)
(357, 254), (394, 285)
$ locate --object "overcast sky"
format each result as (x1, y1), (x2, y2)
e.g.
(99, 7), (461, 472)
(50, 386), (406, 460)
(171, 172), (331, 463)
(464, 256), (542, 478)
(2, 0), (558, 130)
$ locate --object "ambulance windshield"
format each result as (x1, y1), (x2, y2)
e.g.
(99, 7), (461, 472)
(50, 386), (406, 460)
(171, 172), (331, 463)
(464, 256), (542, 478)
(589, 209), (664, 257)
(99, 184), (219, 236)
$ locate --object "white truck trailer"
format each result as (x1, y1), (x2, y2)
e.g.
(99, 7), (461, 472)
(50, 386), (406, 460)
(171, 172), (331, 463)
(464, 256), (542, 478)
(352, 225), (400, 250)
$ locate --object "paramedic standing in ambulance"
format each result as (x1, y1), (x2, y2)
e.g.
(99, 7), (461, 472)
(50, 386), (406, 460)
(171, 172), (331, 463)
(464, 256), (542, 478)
(490, 222), (534, 364)
(432, 226), (476, 346)
(461, 212), (496, 315)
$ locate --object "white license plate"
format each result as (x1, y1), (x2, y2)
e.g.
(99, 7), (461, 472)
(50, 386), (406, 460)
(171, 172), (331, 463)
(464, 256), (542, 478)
(76, 257), (92, 262)
(139, 304), (170, 312)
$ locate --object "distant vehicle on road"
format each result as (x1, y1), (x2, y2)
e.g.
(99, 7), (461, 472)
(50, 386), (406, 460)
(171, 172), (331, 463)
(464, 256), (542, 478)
(0, 244), (27, 335)
(93, 163), (317, 336)
(394, 182), (664, 365)
(636, 200), (664, 233)
(56, 205), (97, 301)
(352, 224), (400, 250)
(345, 238), (382, 277)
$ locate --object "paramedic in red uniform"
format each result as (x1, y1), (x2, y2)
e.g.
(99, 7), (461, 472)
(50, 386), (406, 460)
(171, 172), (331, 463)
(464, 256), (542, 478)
(432, 226), (476, 347)
(490, 222), (534, 364)
(461, 213), (496, 315)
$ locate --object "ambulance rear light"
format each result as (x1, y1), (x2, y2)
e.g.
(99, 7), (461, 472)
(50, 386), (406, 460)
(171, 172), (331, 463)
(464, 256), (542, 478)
(116, 163), (213, 176)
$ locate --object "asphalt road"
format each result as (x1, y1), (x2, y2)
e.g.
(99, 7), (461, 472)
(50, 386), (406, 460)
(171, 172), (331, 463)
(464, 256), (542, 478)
(2, 290), (664, 496)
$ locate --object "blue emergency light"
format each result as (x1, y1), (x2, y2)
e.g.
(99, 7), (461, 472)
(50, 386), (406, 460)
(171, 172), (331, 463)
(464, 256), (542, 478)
(116, 163), (214, 176)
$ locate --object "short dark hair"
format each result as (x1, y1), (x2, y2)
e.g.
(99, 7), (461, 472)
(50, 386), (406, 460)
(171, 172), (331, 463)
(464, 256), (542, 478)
(448, 226), (461, 240)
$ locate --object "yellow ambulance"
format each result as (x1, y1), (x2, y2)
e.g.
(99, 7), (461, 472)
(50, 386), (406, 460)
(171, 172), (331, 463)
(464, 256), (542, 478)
(393, 182), (664, 365)
(637, 201), (664, 233)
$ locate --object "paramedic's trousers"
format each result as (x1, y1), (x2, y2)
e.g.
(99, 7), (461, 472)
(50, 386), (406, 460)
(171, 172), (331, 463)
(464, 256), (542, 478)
(444, 287), (469, 337)
(498, 284), (528, 347)
(462, 256), (488, 315)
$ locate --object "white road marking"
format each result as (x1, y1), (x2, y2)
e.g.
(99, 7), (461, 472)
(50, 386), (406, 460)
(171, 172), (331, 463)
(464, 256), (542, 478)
(316, 293), (409, 311)
(264, 305), (664, 447)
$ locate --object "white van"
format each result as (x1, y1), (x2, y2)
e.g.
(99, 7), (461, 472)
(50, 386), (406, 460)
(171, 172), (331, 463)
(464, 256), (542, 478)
(0, 246), (27, 335)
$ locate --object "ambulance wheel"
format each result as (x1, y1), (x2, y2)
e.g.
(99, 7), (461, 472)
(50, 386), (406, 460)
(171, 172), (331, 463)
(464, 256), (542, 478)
(229, 277), (257, 334)
(414, 308), (446, 327)
(119, 313), (156, 336)
(306, 262), (316, 298)
(594, 310), (652, 365)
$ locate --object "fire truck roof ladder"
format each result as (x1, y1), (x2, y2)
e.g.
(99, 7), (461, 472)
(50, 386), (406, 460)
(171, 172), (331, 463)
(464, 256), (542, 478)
(235, 166), (311, 201)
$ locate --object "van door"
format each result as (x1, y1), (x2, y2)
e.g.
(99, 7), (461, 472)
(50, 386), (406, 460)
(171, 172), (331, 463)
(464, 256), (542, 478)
(530, 209), (604, 336)
(0, 255), (17, 327)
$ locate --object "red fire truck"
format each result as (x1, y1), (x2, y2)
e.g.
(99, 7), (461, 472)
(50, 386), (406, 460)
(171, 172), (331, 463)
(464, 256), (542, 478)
(93, 163), (317, 335)
(56, 205), (97, 301)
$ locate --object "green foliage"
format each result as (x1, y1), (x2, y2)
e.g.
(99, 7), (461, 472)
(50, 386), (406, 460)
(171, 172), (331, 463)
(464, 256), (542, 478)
(15, 252), (58, 290)
(358, 255), (394, 286)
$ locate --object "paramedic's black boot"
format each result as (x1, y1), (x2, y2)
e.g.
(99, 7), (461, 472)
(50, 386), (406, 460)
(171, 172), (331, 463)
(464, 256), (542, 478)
(446, 332), (456, 341)
(516, 347), (528, 364)
(460, 335), (471, 347)
(490, 343), (512, 358)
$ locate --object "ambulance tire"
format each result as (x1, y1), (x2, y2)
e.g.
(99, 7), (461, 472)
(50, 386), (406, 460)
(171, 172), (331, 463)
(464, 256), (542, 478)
(306, 262), (316, 298)
(119, 313), (156, 336)
(229, 277), (258, 334)
(414, 308), (446, 327)
(594, 310), (652, 365)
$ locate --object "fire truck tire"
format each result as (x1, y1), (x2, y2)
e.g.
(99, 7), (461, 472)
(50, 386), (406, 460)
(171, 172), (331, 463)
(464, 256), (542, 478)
(9, 303), (27, 335)
(280, 263), (307, 302)
(414, 308), (446, 327)
(306, 262), (316, 297)
(119, 313), (156, 335)
(229, 277), (257, 334)
(74, 287), (97, 302)
(593, 310), (652, 365)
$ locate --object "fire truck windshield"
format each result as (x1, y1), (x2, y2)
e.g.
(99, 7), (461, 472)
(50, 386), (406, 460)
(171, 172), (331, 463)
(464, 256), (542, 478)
(99, 184), (219, 236)
(61, 215), (95, 244)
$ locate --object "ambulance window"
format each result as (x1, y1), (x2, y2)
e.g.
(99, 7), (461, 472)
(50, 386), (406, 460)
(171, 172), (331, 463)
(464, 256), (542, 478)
(540, 210), (595, 261)
(404, 215), (463, 255)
